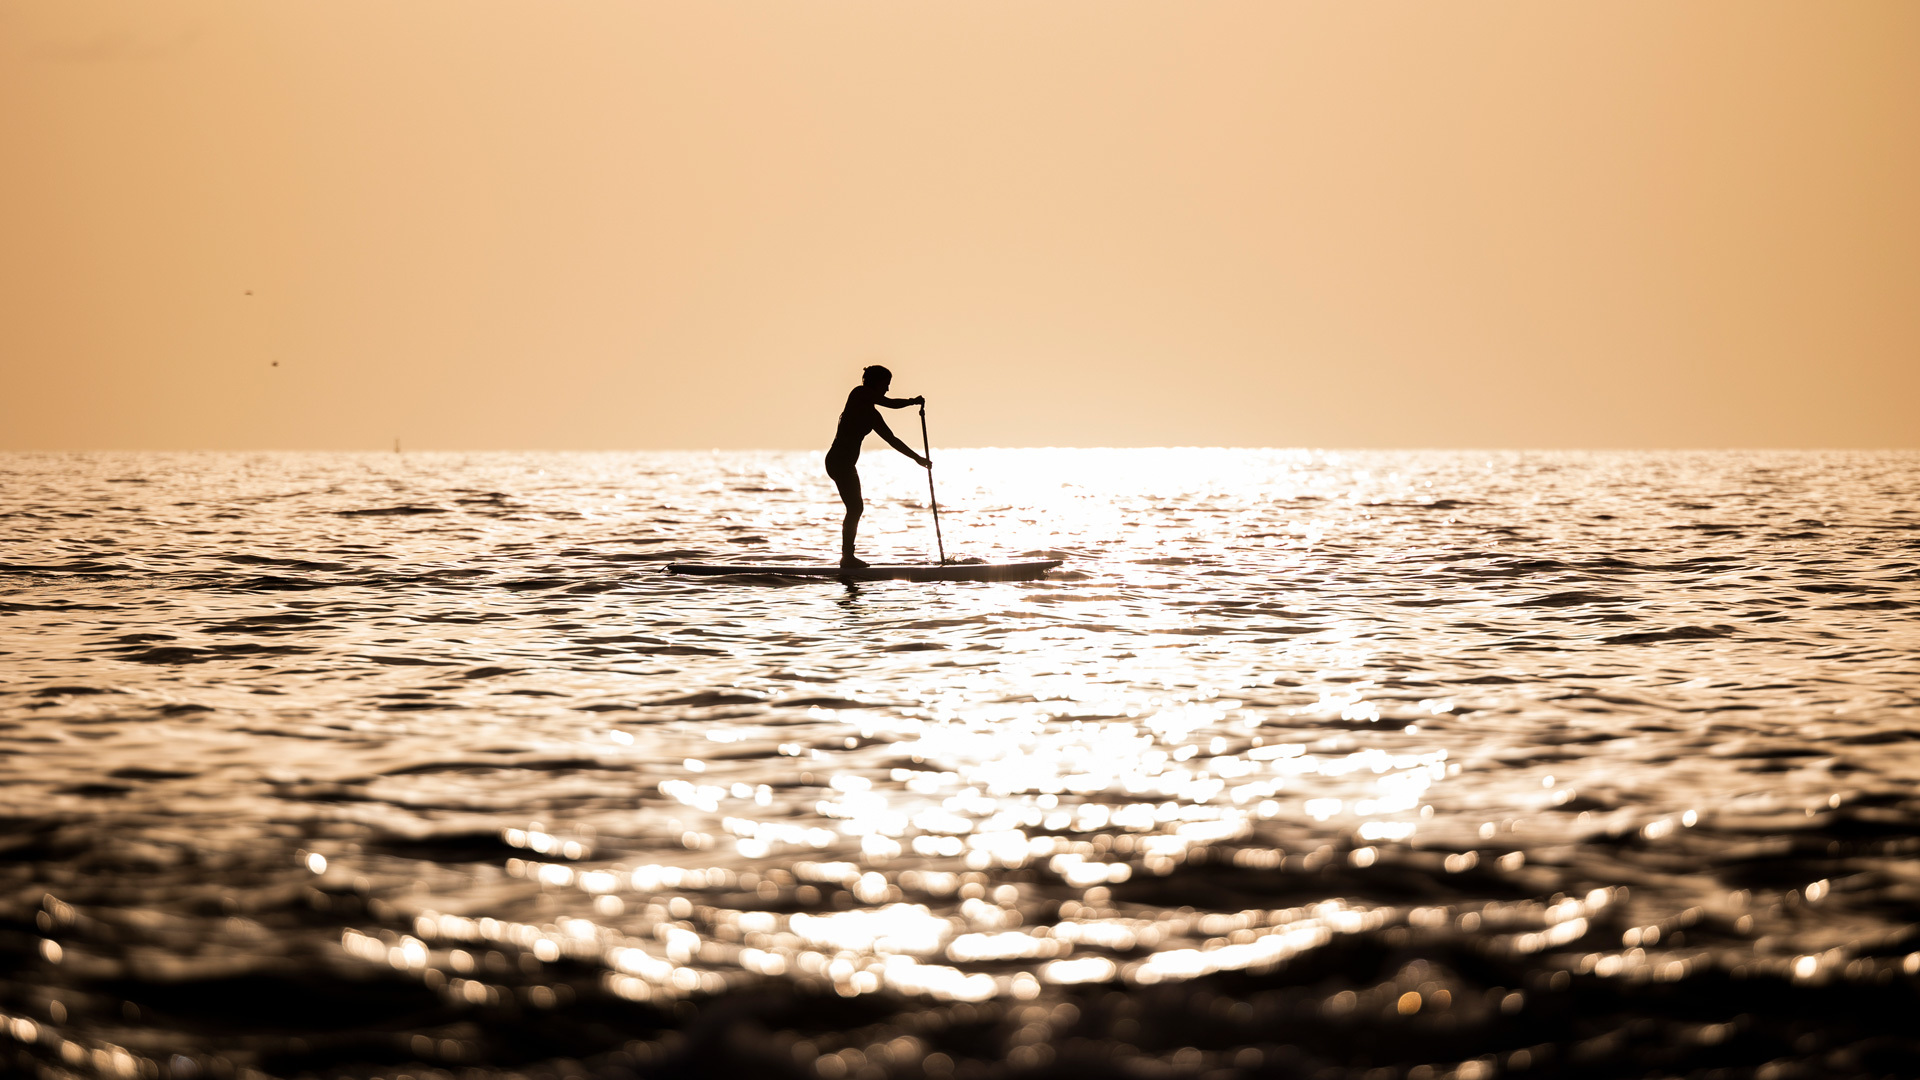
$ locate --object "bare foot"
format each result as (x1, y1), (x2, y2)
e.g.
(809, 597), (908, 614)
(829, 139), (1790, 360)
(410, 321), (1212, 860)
(839, 554), (869, 569)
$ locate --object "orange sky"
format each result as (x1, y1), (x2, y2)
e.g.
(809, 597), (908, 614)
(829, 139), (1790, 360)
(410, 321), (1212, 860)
(3, 1), (1916, 450)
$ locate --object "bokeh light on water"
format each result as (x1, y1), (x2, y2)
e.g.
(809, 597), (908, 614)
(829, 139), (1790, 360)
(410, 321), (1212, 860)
(2, 448), (1918, 1078)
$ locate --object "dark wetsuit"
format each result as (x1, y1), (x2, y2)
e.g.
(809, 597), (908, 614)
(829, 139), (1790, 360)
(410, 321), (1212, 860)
(825, 384), (922, 559)
(824, 388), (873, 501)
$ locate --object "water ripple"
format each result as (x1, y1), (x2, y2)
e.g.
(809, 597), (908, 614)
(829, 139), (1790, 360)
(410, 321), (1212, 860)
(2, 448), (1918, 1078)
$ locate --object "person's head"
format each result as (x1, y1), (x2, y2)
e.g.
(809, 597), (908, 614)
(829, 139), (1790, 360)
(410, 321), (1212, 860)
(861, 365), (892, 390)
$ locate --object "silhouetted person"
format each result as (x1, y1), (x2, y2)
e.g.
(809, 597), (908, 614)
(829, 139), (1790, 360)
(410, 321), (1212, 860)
(827, 366), (927, 568)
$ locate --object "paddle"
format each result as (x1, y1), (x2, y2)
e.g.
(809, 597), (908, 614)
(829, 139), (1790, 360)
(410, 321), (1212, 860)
(918, 404), (947, 565)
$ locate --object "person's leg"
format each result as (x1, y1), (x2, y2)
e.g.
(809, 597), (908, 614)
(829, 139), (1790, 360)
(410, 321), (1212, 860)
(829, 461), (864, 565)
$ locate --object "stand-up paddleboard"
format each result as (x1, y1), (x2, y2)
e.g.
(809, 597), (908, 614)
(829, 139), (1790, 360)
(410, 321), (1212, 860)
(666, 560), (1061, 582)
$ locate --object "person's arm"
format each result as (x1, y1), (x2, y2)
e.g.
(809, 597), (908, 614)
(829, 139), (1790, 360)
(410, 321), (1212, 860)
(878, 395), (925, 409)
(871, 414), (929, 467)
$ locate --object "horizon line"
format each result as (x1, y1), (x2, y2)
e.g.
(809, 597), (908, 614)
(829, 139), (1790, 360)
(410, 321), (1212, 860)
(4, 445), (1915, 455)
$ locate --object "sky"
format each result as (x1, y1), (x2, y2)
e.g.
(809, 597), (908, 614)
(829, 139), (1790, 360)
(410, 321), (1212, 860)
(3, 1), (1916, 451)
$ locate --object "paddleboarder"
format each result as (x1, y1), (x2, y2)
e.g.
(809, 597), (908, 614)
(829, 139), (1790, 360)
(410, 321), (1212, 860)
(827, 365), (928, 568)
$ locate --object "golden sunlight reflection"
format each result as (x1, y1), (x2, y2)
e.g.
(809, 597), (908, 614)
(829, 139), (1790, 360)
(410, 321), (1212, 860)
(318, 633), (1575, 1014)
(9, 449), (1919, 1076)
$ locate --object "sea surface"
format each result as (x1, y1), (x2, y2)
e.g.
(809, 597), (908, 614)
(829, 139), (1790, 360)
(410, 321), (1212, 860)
(3, 448), (1918, 1080)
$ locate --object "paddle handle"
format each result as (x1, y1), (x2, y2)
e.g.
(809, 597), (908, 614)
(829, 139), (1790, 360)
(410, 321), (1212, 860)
(919, 404), (946, 565)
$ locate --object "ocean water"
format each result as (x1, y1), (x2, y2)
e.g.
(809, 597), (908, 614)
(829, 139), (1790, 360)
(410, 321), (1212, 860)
(2, 448), (1918, 1080)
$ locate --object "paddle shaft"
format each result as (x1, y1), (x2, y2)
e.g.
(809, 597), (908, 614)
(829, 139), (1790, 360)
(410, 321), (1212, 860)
(918, 405), (946, 564)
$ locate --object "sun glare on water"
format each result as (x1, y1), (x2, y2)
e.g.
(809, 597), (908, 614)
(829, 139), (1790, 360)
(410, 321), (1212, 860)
(10, 448), (1912, 1076)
